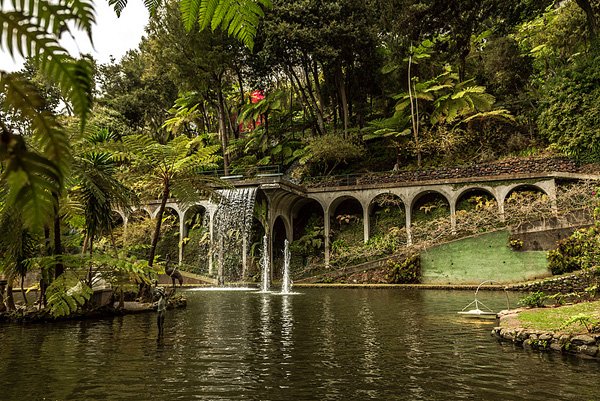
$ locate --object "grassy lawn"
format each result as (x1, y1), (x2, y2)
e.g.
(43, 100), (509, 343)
(518, 300), (600, 335)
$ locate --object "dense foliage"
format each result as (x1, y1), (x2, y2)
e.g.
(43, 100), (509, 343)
(2, 0), (600, 315)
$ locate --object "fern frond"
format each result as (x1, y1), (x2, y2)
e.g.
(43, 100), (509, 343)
(143, 0), (161, 15)
(108, 0), (129, 17)
(462, 109), (515, 123)
(1, 73), (72, 179)
(46, 271), (92, 317)
(180, 0), (202, 31)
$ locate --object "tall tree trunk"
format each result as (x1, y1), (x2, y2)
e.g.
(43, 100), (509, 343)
(0, 284), (6, 312)
(148, 183), (170, 267)
(235, 65), (245, 105)
(53, 196), (64, 278)
(311, 59), (325, 120)
(20, 275), (27, 305)
(216, 83), (230, 175)
(40, 226), (51, 308)
(336, 66), (349, 138)
(407, 50), (421, 168)
(200, 102), (210, 135)
(87, 235), (94, 286)
(6, 284), (15, 311)
(301, 59), (326, 134)
(81, 233), (89, 255)
(575, 0), (598, 40)
(285, 64), (322, 134)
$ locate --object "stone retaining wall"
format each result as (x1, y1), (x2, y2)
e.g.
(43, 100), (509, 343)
(509, 270), (597, 293)
(491, 326), (600, 359)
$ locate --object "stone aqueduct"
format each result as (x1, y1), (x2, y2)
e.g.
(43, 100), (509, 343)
(113, 158), (599, 272)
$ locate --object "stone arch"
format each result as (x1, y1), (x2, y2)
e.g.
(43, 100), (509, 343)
(503, 184), (554, 227)
(271, 214), (292, 242)
(410, 190), (451, 219)
(455, 187), (500, 234)
(291, 198), (325, 266)
(503, 183), (550, 202)
(330, 196), (363, 247)
(410, 190), (452, 244)
(131, 206), (153, 220)
(454, 186), (499, 206)
(368, 193), (407, 243)
(112, 209), (127, 224)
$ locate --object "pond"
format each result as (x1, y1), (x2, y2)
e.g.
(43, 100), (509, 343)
(1, 289), (599, 400)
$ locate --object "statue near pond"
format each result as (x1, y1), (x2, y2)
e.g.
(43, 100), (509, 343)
(165, 255), (183, 291)
(155, 287), (166, 338)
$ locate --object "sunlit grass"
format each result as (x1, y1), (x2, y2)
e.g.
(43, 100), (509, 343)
(518, 300), (600, 334)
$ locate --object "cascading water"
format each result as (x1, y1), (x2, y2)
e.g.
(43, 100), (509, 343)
(281, 239), (292, 294)
(211, 187), (257, 283)
(261, 234), (270, 292)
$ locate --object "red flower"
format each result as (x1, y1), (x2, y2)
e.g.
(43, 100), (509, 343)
(250, 90), (265, 103)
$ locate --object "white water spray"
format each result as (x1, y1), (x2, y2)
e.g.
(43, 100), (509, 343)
(261, 234), (270, 292)
(281, 239), (292, 294)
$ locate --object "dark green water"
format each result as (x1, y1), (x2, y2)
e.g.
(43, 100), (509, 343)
(1, 289), (599, 401)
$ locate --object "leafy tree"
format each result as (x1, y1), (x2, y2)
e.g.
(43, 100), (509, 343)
(538, 53), (600, 162)
(143, 0), (250, 173)
(300, 134), (365, 175)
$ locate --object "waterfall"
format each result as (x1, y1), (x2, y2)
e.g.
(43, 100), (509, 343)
(281, 239), (292, 294)
(261, 235), (270, 292)
(212, 187), (258, 283)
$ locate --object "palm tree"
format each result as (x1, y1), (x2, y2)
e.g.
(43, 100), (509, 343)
(70, 129), (135, 284)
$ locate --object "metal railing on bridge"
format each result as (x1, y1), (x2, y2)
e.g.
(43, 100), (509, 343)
(198, 165), (282, 180)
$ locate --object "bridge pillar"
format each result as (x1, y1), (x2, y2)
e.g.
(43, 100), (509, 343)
(405, 203), (412, 246)
(208, 208), (215, 275)
(363, 203), (370, 243)
(178, 217), (188, 265)
(324, 205), (331, 268)
(450, 202), (457, 235)
(498, 199), (505, 222)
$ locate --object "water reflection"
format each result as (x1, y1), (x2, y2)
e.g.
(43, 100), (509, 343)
(1, 289), (600, 401)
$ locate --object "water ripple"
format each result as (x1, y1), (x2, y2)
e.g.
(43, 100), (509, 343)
(2, 289), (600, 401)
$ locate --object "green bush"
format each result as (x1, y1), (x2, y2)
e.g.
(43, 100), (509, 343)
(386, 253), (420, 284)
(518, 291), (546, 308)
(547, 227), (600, 275)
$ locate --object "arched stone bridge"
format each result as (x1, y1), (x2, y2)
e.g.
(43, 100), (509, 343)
(115, 164), (598, 271)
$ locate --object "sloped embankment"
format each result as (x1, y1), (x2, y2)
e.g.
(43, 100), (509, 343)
(421, 231), (549, 284)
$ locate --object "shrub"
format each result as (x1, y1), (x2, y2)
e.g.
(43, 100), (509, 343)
(386, 253), (420, 284)
(547, 227), (600, 275)
(518, 291), (546, 308)
(560, 313), (600, 333)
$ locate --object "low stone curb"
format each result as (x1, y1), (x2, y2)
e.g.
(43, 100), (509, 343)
(492, 312), (600, 360)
